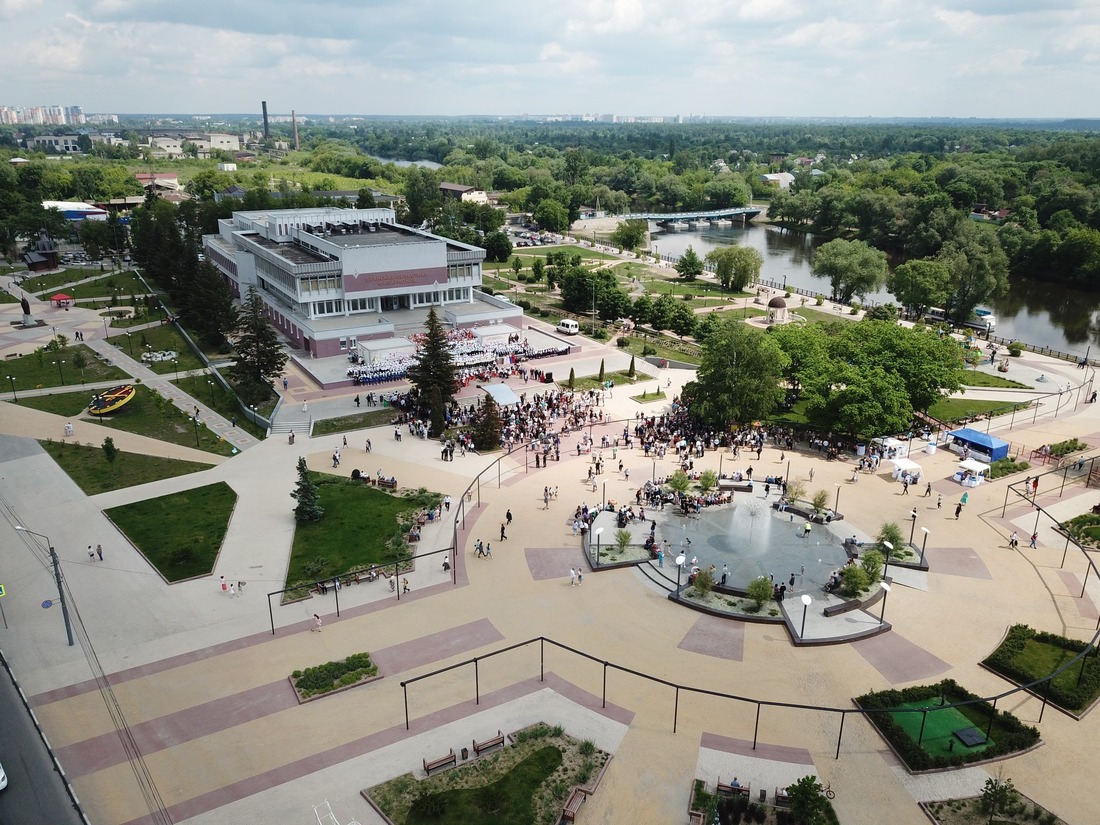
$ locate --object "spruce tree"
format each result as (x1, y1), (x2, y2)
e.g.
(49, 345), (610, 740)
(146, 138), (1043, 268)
(231, 286), (288, 397)
(568, 367), (576, 390)
(290, 457), (324, 522)
(407, 307), (456, 435)
(598, 359), (605, 383)
(472, 395), (502, 451)
(628, 355), (636, 378)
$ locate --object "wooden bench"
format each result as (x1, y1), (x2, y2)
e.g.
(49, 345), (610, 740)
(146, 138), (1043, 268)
(562, 788), (586, 822)
(378, 478), (397, 490)
(423, 748), (456, 775)
(472, 729), (504, 757)
(717, 778), (750, 798)
(774, 787), (791, 807)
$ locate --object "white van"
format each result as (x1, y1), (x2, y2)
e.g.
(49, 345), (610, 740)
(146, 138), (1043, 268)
(557, 319), (579, 335)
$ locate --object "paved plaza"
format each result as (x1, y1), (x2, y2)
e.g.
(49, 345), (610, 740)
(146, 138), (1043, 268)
(2, 285), (1100, 824)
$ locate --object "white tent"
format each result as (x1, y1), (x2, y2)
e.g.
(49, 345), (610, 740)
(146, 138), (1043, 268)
(955, 459), (991, 487)
(958, 459), (991, 474)
(888, 457), (923, 482)
(873, 436), (909, 458)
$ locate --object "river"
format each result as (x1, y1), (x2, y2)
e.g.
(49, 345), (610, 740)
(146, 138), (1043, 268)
(650, 223), (1100, 358)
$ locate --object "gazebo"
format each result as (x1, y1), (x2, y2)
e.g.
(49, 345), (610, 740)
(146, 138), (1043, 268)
(50, 293), (73, 308)
(766, 295), (789, 324)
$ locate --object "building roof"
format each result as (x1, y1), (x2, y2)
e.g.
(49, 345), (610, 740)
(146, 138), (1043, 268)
(767, 296), (787, 308)
(439, 182), (476, 193)
(481, 383), (521, 407)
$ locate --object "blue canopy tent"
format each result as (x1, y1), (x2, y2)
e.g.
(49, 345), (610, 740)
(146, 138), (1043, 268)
(947, 428), (1010, 461)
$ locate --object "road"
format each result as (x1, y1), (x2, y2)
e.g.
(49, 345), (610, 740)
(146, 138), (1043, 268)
(0, 657), (86, 825)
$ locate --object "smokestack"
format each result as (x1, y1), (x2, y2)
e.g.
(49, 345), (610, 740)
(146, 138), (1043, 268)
(261, 100), (270, 139)
(292, 109), (300, 151)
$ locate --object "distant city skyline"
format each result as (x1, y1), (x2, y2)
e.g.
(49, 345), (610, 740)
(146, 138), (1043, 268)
(2, 0), (1098, 119)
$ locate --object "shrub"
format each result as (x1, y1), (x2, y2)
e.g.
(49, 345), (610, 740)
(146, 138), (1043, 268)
(815, 294), (825, 305)
(1008, 341), (1025, 356)
(516, 273), (528, 282)
(101, 436), (118, 463)
(811, 489), (830, 513)
(784, 479), (807, 504)
(481, 286), (494, 296)
(617, 337), (630, 347)
(746, 576), (773, 608)
(693, 568), (715, 597)
(579, 739), (596, 756)
(860, 549), (884, 583)
(292, 651), (377, 698)
(1050, 438), (1088, 457)
(839, 565), (869, 597)
(989, 458), (1030, 479)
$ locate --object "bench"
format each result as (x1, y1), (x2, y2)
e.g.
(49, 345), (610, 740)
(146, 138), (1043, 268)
(688, 814), (705, 825)
(562, 787), (586, 822)
(775, 787), (790, 807)
(378, 478), (397, 490)
(423, 748), (456, 775)
(717, 778), (750, 798)
(472, 729), (504, 757)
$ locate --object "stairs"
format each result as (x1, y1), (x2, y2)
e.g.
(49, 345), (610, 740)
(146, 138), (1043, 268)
(270, 420), (308, 435)
(637, 560), (679, 594)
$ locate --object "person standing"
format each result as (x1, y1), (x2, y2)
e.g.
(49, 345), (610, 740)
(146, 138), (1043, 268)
(228, 582), (236, 597)
(955, 502), (963, 519)
(311, 614), (322, 633)
(924, 482), (932, 497)
(788, 572), (796, 592)
(402, 578), (410, 593)
(354, 394), (361, 408)
(500, 523), (507, 541)
(809, 467), (815, 483)
(1009, 531), (1019, 549)
(902, 478), (909, 495)
(366, 438), (372, 452)
(95, 544), (103, 561)
(88, 545), (95, 561)
(544, 487), (550, 509)
(803, 521), (812, 539)
(569, 567), (577, 586)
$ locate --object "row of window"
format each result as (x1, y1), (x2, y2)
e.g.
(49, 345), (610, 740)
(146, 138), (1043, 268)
(300, 275), (340, 293)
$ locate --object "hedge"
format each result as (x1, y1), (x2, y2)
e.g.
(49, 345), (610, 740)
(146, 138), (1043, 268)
(855, 678), (1040, 770)
(983, 624), (1100, 713)
(292, 651), (377, 698)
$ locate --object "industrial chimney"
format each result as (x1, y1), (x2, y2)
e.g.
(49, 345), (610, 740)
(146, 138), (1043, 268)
(292, 110), (300, 151)
(261, 100), (270, 139)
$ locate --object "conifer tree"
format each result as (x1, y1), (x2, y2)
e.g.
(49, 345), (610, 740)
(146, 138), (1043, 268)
(472, 395), (502, 451)
(407, 307), (456, 435)
(231, 286), (287, 397)
(290, 457), (324, 522)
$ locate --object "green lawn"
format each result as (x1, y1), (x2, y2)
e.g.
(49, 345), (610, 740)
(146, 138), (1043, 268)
(616, 334), (702, 365)
(888, 698), (993, 759)
(106, 482), (236, 581)
(569, 368), (653, 392)
(644, 277), (732, 298)
(172, 374), (274, 438)
(631, 389), (667, 403)
(286, 477), (442, 587)
(928, 397), (1030, 422)
(983, 625), (1100, 713)
(1, 344), (128, 391)
(18, 386), (236, 456)
(959, 371), (1031, 389)
(312, 409), (399, 436)
(38, 439), (212, 495)
(406, 746), (562, 825)
(26, 269), (148, 297)
(0, 291), (17, 303)
(793, 306), (855, 325)
(107, 325), (206, 373)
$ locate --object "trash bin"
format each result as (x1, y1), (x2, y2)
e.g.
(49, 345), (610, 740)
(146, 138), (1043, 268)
(461, 747), (469, 760)
(543, 372), (553, 383)
(925, 442), (937, 455)
(856, 443), (866, 457)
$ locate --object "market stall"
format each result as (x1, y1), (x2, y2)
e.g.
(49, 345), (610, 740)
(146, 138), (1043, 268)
(888, 458), (923, 484)
(954, 459), (991, 487)
(947, 428), (1009, 462)
(872, 436), (910, 459)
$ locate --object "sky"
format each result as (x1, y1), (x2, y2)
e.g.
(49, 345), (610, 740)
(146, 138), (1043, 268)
(2, 0), (1098, 119)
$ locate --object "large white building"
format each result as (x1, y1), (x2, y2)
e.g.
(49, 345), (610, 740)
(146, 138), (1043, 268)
(203, 207), (521, 360)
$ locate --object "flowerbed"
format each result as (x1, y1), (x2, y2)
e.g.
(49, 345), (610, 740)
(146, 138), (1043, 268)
(292, 652), (378, 700)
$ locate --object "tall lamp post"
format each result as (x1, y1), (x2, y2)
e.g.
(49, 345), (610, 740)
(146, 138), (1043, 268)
(190, 415), (201, 448)
(6, 375), (15, 401)
(800, 593), (812, 639)
(909, 509), (919, 546)
(125, 331), (134, 356)
(675, 553), (686, 600)
(835, 484), (841, 514)
(14, 526), (75, 646)
(919, 527), (930, 567)
(882, 540), (894, 581)
(594, 527), (604, 568)
(207, 380), (216, 406)
(172, 359), (179, 381)
(878, 581), (892, 626)
(52, 359), (65, 386)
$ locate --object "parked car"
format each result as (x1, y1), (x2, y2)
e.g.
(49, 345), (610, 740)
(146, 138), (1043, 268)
(0, 759), (7, 790)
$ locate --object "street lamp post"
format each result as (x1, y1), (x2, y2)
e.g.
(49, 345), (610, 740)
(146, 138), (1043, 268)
(190, 415), (201, 448)
(125, 331), (134, 356)
(835, 484), (841, 513)
(207, 380), (216, 406)
(6, 375), (15, 401)
(675, 553), (686, 599)
(800, 593), (812, 639)
(602, 480), (607, 508)
(53, 359), (65, 386)
(594, 527), (604, 567)
(173, 359), (179, 381)
(919, 527), (930, 567)
(909, 510), (918, 545)
(14, 526), (75, 646)
(878, 581), (892, 626)
(882, 540), (894, 580)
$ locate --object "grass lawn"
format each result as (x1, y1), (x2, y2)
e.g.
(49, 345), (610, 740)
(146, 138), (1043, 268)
(569, 369), (652, 391)
(2, 344), (128, 391)
(645, 277), (733, 299)
(25, 269), (148, 297)
(286, 477), (442, 586)
(107, 325), (207, 373)
(105, 482), (237, 581)
(793, 306), (855, 325)
(312, 408), (398, 436)
(172, 374), (274, 438)
(38, 439), (212, 495)
(406, 746), (562, 825)
(616, 334), (702, 365)
(928, 397), (1030, 422)
(631, 389), (667, 403)
(888, 698), (994, 759)
(0, 291), (17, 303)
(19, 387), (237, 456)
(959, 371), (1031, 389)
(983, 625), (1100, 714)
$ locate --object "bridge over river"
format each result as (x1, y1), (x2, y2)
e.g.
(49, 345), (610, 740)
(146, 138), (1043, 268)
(619, 206), (762, 226)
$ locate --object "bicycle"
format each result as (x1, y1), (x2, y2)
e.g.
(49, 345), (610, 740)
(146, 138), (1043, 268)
(822, 782), (835, 800)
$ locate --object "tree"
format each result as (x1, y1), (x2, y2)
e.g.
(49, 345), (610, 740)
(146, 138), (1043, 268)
(889, 259), (952, 318)
(627, 355), (636, 378)
(666, 469), (692, 495)
(786, 775), (832, 825)
(403, 166), (442, 226)
(614, 528), (632, 556)
(356, 188), (376, 209)
(101, 436), (118, 463)
(483, 230), (512, 263)
(609, 219), (648, 252)
(290, 457), (324, 523)
(568, 367), (575, 390)
(186, 262), (239, 348)
(980, 774), (1016, 825)
(697, 469), (718, 492)
(471, 395), (502, 451)
(746, 576), (773, 609)
(706, 245), (762, 291)
(406, 307), (456, 436)
(693, 567), (715, 597)
(533, 198), (569, 232)
(510, 256), (522, 277)
(806, 364), (913, 437)
(79, 219), (114, 260)
(230, 287), (288, 398)
(937, 221), (1009, 324)
(811, 238), (889, 303)
(531, 257), (545, 284)
(683, 318), (789, 426)
(675, 245), (705, 280)
(860, 550), (884, 584)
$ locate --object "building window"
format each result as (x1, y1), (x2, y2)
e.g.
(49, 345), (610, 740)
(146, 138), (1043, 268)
(339, 338), (347, 350)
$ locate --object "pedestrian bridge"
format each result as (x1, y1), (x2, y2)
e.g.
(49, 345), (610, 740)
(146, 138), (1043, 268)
(619, 207), (762, 226)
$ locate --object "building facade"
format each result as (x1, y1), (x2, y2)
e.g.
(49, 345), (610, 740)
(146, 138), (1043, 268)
(203, 207), (517, 359)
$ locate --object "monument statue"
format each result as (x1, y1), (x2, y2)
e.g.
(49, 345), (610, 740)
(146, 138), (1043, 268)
(20, 294), (34, 327)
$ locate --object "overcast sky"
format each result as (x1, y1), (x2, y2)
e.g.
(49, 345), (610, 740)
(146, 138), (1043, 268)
(2, 0), (1097, 119)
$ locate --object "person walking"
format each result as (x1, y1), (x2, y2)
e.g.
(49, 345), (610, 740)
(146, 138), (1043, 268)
(366, 438), (372, 452)
(354, 394), (361, 408)
(902, 478), (909, 495)
(500, 523), (507, 541)
(311, 614), (322, 633)
(1009, 531), (1019, 549)
(228, 582), (236, 597)
(544, 487), (551, 509)
(809, 467), (815, 483)
(88, 545), (95, 561)
(402, 578), (410, 593)
(506, 509), (513, 525)
(937, 494), (942, 510)
(924, 482), (932, 497)
(1029, 532), (1038, 549)
(570, 567), (577, 586)
(955, 502), (963, 519)
(803, 521), (812, 539)
(95, 544), (103, 561)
